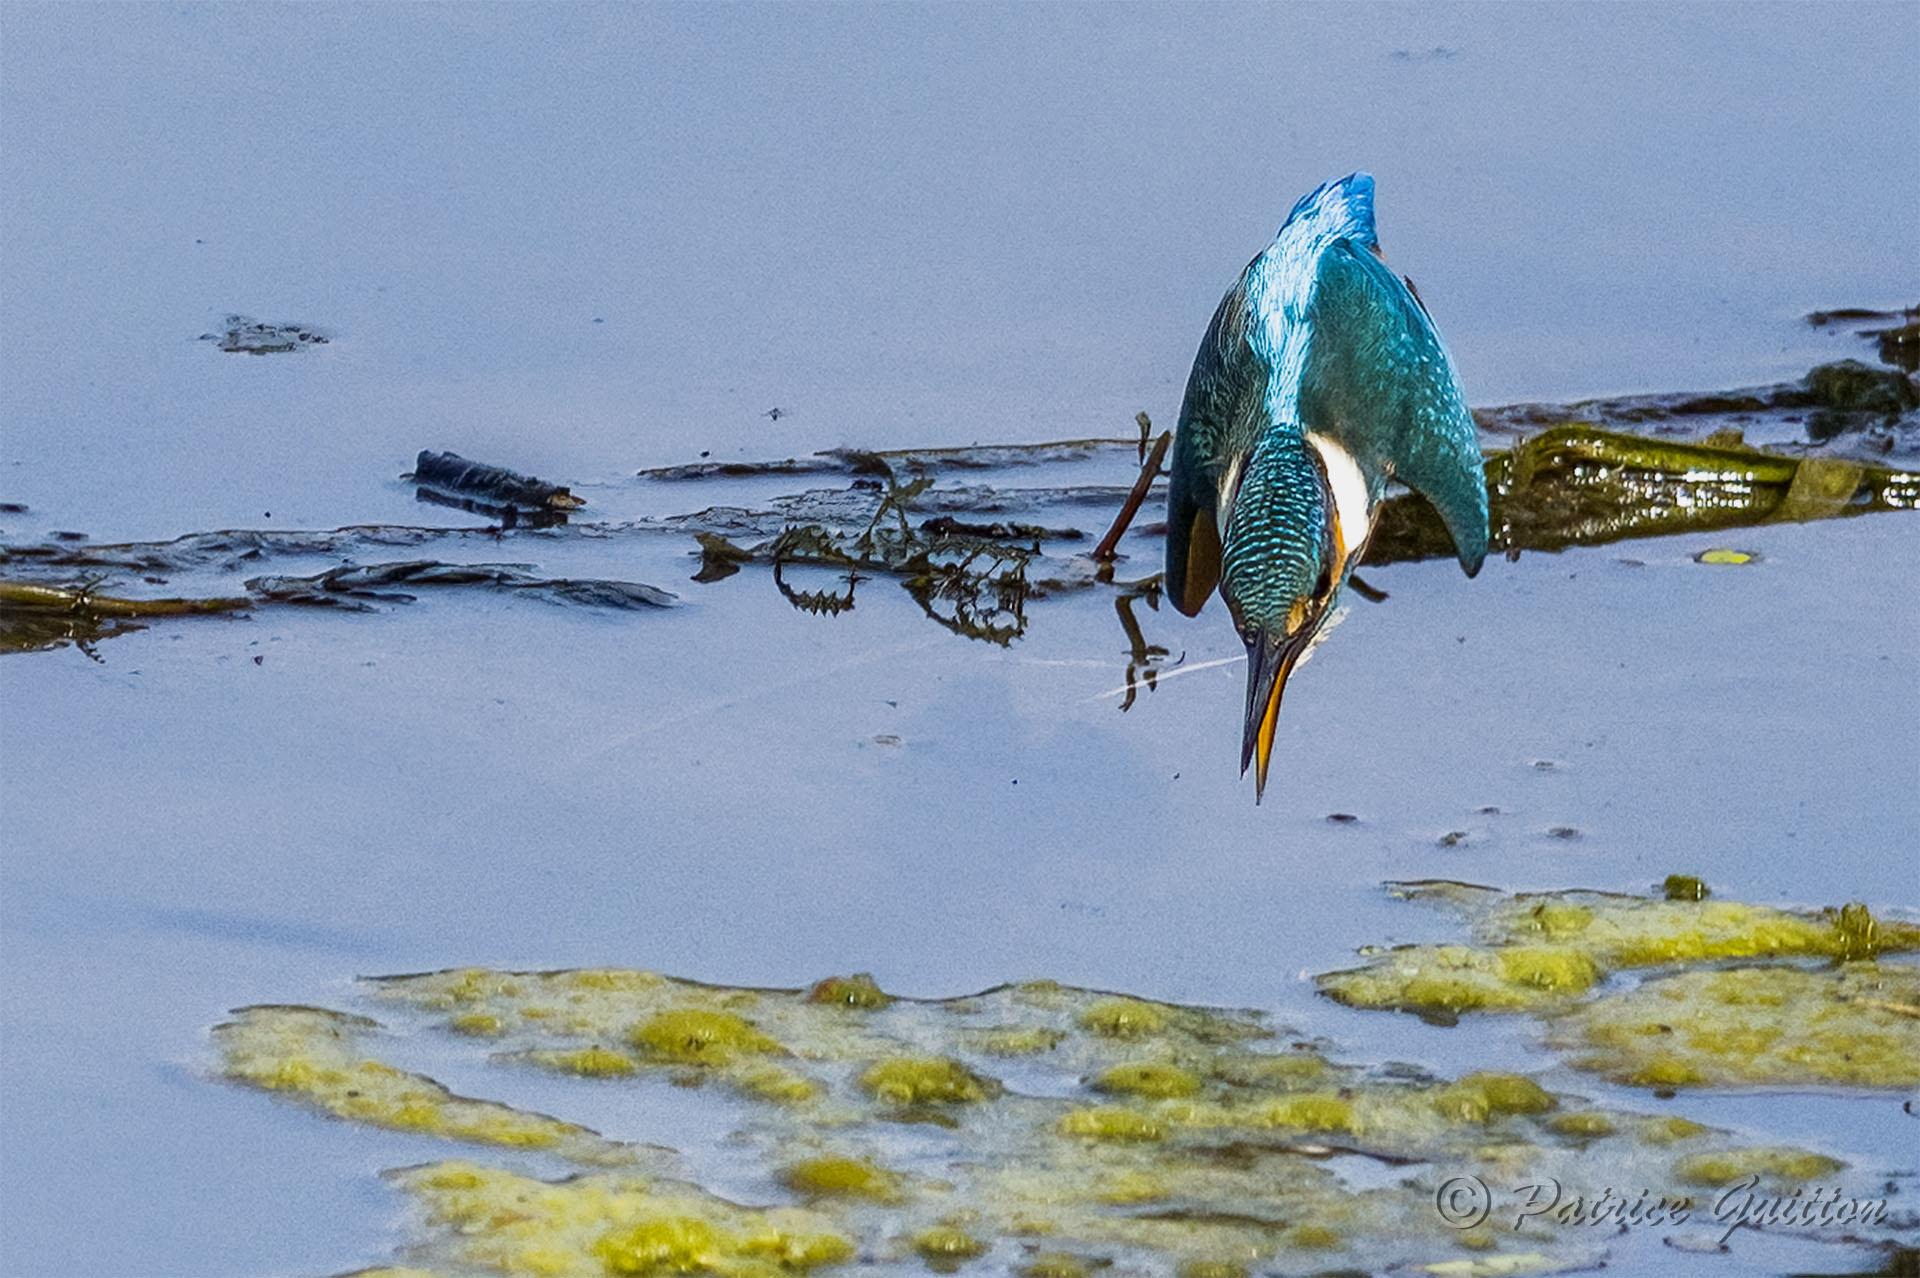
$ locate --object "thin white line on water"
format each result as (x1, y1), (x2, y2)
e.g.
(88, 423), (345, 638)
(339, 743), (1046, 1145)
(1089, 653), (1245, 701)
(574, 635), (949, 762)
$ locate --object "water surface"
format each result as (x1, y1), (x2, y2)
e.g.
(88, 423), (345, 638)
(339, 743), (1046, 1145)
(2, 4), (1917, 1276)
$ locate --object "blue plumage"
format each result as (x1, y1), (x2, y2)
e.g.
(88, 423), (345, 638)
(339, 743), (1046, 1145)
(1164, 173), (1488, 800)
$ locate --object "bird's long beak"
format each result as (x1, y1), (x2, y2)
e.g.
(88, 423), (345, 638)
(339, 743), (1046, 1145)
(1240, 626), (1311, 803)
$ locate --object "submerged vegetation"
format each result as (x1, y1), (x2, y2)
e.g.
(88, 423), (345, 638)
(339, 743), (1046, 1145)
(206, 920), (1911, 1277)
(1367, 425), (1919, 566)
(3, 357), (1916, 653)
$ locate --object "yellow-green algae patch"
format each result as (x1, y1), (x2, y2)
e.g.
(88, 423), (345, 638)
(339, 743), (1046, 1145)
(778, 1154), (904, 1203)
(805, 973), (892, 1009)
(1079, 997), (1168, 1038)
(1674, 1147), (1847, 1186)
(1056, 1105), (1167, 1142)
(1318, 882), (1920, 1027)
(1544, 1111), (1615, 1139)
(1552, 963), (1920, 1090)
(910, 1225), (990, 1264)
(1175, 1262), (1249, 1278)
(388, 1160), (854, 1278)
(1288, 1224), (1341, 1250)
(1073, 995), (1268, 1044)
(1637, 1116), (1713, 1144)
(860, 1056), (1000, 1105)
(216, 970), (1886, 1277)
(214, 1005), (639, 1166)
(1318, 944), (1600, 1020)
(1489, 892), (1920, 968)
(1017, 1252), (1097, 1278)
(528, 1046), (641, 1078)
(630, 1008), (785, 1065)
(975, 1026), (1067, 1056)
(1089, 1061), (1202, 1099)
(1431, 1073), (1557, 1124)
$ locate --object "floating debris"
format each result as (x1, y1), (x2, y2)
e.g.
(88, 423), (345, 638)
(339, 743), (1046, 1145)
(1806, 307), (1914, 326)
(1805, 360), (1920, 443)
(411, 450), (586, 513)
(639, 438), (1139, 482)
(200, 313), (330, 355)
(918, 516), (1083, 543)
(1661, 875), (1711, 902)
(1804, 360), (1918, 417)
(0, 556), (674, 655)
(1869, 321), (1920, 373)
(3, 398), (1916, 656)
(1806, 304), (1920, 373)
(246, 561), (674, 611)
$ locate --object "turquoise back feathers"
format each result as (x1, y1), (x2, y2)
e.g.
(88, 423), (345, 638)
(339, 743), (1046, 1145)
(1165, 173), (1488, 619)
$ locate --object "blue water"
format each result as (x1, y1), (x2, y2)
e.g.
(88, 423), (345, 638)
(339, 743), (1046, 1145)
(2, 5), (1916, 1276)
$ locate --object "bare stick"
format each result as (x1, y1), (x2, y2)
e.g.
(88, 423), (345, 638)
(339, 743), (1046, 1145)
(1093, 429), (1172, 561)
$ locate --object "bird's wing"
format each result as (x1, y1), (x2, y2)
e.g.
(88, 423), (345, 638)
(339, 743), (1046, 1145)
(1300, 240), (1489, 576)
(1166, 276), (1268, 616)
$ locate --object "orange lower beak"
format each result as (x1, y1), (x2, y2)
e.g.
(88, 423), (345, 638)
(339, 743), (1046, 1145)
(1240, 629), (1307, 803)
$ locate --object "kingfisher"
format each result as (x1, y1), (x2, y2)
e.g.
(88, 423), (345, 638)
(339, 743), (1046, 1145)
(1164, 173), (1488, 801)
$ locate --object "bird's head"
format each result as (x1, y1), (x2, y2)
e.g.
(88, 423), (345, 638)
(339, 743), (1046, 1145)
(1219, 434), (1345, 801)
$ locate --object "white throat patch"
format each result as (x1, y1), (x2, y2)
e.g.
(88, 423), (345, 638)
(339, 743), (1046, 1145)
(1306, 432), (1372, 566)
(1215, 454), (1246, 538)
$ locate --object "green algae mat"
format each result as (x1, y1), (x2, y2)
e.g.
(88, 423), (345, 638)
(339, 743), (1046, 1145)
(209, 885), (1917, 1278)
(1315, 881), (1920, 1091)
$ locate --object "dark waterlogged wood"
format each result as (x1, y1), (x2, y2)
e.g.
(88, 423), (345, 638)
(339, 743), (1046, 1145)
(412, 451), (586, 512)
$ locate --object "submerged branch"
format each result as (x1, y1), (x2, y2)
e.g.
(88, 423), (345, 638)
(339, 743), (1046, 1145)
(0, 579), (250, 617)
(0, 579), (249, 657)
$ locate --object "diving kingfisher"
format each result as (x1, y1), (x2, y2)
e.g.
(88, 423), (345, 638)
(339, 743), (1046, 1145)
(1164, 173), (1488, 801)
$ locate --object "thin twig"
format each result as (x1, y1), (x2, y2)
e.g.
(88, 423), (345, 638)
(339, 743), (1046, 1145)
(1093, 429), (1172, 561)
